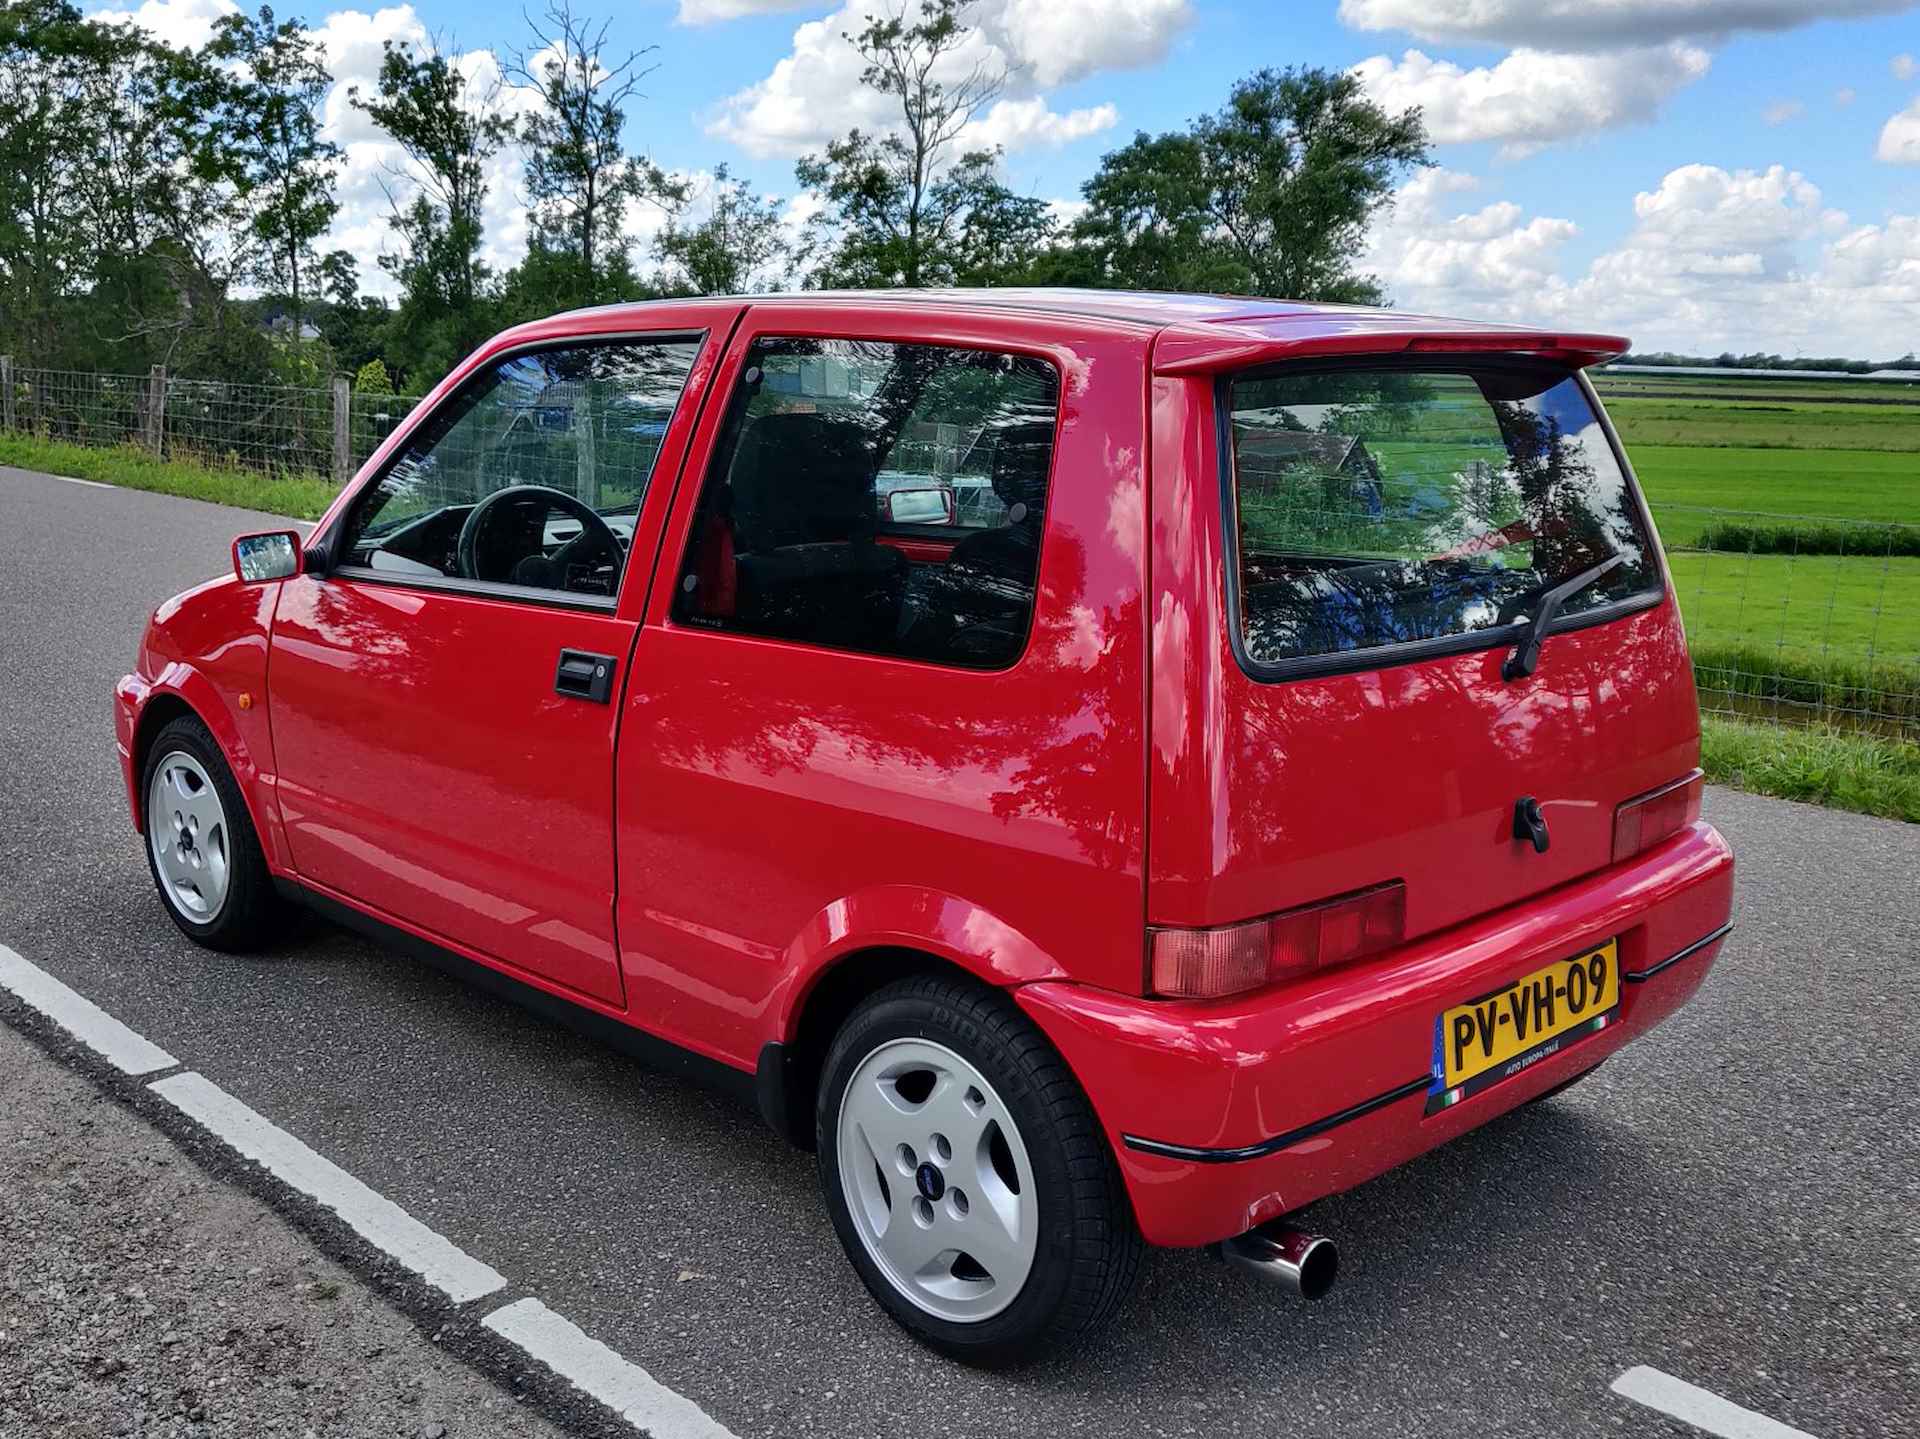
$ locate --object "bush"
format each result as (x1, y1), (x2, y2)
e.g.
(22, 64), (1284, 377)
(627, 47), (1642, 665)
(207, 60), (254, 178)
(1688, 521), (1920, 557)
(354, 358), (395, 397)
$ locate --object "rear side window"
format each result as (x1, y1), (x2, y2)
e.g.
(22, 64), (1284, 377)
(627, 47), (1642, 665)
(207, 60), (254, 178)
(1225, 366), (1659, 671)
(673, 337), (1060, 669)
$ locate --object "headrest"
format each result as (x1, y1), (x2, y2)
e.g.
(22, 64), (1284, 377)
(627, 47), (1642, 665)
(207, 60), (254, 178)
(986, 421), (1055, 521)
(729, 411), (877, 546)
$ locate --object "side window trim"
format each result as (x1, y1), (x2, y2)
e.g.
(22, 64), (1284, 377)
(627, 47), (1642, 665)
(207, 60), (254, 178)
(323, 328), (708, 613)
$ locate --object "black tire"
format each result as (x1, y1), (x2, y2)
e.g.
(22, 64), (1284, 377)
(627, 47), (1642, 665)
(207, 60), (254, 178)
(139, 715), (279, 952)
(816, 972), (1144, 1366)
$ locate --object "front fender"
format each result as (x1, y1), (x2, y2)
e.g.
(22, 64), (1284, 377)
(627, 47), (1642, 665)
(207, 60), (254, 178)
(119, 574), (289, 870)
(768, 883), (1075, 1045)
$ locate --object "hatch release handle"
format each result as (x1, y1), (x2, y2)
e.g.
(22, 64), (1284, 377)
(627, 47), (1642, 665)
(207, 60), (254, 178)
(1513, 796), (1551, 854)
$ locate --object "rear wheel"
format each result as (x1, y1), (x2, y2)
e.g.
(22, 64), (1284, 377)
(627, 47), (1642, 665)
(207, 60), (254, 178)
(141, 715), (278, 951)
(817, 973), (1143, 1366)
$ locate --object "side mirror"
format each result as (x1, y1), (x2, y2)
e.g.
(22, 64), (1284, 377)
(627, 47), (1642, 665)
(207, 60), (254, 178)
(885, 487), (954, 526)
(231, 530), (304, 583)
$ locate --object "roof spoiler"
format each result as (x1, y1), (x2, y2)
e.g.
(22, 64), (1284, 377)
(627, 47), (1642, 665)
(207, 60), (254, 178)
(1151, 324), (1630, 378)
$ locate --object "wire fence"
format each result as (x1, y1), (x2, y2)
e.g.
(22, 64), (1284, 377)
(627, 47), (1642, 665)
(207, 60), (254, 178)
(0, 362), (423, 480)
(1653, 504), (1920, 738)
(3, 363), (1914, 739)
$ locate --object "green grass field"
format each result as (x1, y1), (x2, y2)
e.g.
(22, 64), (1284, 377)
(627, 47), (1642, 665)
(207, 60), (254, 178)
(1606, 398), (1920, 452)
(1595, 375), (1920, 811)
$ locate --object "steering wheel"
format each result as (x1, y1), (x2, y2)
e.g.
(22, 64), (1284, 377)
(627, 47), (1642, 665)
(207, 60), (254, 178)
(455, 485), (621, 590)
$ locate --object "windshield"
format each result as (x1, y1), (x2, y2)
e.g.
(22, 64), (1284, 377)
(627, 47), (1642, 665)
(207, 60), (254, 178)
(1225, 364), (1659, 670)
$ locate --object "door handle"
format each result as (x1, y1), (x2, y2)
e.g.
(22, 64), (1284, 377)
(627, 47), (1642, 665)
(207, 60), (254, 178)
(555, 649), (617, 704)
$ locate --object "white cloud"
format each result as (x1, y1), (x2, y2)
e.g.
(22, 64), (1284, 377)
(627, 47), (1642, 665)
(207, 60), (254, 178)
(1046, 196), (1089, 228)
(1880, 98), (1920, 162)
(1763, 98), (1804, 124)
(1895, 53), (1918, 79)
(1836, 86), (1859, 106)
(676, 0), (817, 23)
(90, 0), (237, 49)
(1370, 161), (1918, 358)
(708, 0), (1190, 158)
(1366, 168), (1579, 308)
(964, 98), (1118, 151)
(1351, 44), (1711, 156)
(1339, 1), (1920, 52)
(989, 0), (1194, 88)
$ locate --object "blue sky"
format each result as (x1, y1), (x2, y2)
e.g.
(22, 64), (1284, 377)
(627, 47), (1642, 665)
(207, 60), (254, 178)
(92, 0), (1920, 358)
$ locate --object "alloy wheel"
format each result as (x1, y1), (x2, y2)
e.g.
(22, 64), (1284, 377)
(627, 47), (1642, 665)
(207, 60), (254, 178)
(147, 749), (231, 923)
(835, 1036), (1039, 1323)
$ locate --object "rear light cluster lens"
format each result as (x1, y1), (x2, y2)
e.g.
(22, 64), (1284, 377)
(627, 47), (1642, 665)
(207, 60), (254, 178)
(1148, 882), (1406, 999)
(1612, 769), (1704, 864)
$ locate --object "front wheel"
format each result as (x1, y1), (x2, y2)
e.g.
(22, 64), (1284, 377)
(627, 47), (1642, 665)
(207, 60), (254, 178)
(817, 973), (1143, 1366)
(141, 715), (278, 951)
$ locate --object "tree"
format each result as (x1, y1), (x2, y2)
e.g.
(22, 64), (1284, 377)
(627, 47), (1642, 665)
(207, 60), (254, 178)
(0, 0), (110, 365)
(352, 37), (506, 369)
(354, 357), (394, 395)
(653, 165), (789, 295)
(204, 6), (340, 336)
(1072, 67), (1429, 303)
(506, 2), (682, 310)
(796, 0), (1029, 288)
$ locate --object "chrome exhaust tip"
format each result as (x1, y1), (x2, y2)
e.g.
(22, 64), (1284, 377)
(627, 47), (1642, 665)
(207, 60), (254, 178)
(1219, 1223), (1339, 1300)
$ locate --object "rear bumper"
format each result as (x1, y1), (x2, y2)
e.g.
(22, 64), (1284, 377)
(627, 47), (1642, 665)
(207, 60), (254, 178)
(1016, 821), (1734, 1247)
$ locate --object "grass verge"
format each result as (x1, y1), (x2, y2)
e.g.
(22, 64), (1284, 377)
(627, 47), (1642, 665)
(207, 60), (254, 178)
(1701, 715), (1920, 823)
(0, 435), (335, 520)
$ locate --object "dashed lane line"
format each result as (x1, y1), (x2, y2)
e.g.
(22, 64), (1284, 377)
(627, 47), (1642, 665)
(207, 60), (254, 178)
(1612, 1366), (1820, 1439)
(1, 939), (738, 1437)
(0, 942), (178, 1075)
(484, 1299), (741, 1439)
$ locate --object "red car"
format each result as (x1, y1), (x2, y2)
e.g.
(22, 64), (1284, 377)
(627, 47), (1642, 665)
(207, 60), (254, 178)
(116, 290), (1734, 1365)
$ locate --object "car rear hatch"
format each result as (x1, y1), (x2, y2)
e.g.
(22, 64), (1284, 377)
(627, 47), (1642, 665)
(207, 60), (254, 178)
(1146, 331), (1704, 975)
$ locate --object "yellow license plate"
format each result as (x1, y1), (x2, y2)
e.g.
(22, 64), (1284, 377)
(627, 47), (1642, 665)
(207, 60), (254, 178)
(1426, 940), (1619, 1114)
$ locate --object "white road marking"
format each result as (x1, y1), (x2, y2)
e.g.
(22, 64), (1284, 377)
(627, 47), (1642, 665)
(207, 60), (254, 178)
(44, 472), (117, 489)
(2, 947), (728, 1434)
(149, 1070), (507, 1304)
(1612, 1366), (1820, 1439)
(483, 1298), (739, 1439)
(0, 943), (179, 1075)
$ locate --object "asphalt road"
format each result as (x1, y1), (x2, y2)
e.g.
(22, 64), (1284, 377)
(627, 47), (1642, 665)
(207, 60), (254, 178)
(2, 465), (1916, 1438)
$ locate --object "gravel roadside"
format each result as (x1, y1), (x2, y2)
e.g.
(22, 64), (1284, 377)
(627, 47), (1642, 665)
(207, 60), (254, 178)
(0, 1023), (568, 1439)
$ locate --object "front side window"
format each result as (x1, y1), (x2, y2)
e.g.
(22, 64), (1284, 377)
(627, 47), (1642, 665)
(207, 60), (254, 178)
(674, 337), (1060, 669)
(1226, 365), (1659, 671)
(339, 337), (700, 601)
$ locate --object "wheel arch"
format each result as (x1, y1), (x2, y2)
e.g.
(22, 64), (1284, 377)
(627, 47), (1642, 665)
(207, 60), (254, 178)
(757, 945), (968, 1147)
(130, 691), (200, 809)
(129, 674), (287, 871)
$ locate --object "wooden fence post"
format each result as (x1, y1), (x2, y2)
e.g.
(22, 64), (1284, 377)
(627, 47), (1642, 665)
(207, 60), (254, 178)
(0, 356), (13, 432)
(332, 375), (351, 485)
(145, 365), (166, 455)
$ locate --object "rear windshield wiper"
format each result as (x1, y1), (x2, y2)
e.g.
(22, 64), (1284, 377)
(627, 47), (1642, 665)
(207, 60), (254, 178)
(1501, 554), (1626, 681)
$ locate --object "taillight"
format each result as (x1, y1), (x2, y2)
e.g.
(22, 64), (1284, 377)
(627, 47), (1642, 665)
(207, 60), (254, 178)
(1148, 882), (1407, 999)
(1612, 769), (1703, 864)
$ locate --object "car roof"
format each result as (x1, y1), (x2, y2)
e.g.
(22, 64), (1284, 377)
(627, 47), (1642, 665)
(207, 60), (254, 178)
(569, 287), (1498, 333)
(546, 288), (1628, 370)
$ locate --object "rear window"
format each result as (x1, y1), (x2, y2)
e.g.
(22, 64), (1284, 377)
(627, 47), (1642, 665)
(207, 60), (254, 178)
(1224, 365), (1659, 671)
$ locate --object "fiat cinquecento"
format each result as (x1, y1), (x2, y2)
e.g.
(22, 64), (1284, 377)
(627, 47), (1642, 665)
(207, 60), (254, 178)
(116, 289), (1734, 1364)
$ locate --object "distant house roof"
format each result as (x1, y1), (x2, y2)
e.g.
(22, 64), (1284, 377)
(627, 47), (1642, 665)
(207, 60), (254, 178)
(1237, 428), (1371, 473)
